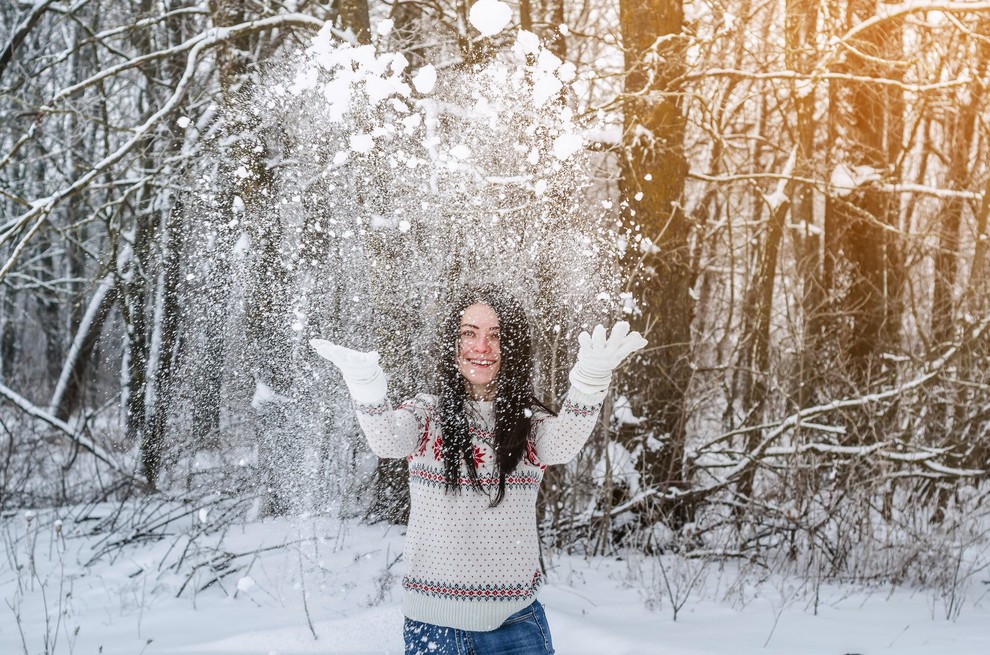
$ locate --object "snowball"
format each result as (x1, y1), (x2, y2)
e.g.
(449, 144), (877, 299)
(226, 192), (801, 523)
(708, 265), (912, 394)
(349, 133), (375, 154)
(537, 49), (562, 73)
(412, 64), (437, 94)
(389, 52), (409, 74)
(516, 30), (540, 55)
(532, 73), (562, 106)
(469, 0), (512, 37)
(176, 116), (191, 129)
(557, 62), (577, 83)
(533, 179), (548, 196)
(398, 219), (412, 233)
(365, 75), (399, 103)
(231, 195), (245, 214)
(449, 144), (472, 160)
(198, 508), (209, 523)
(288, 66), (319, 95)
(552, 133), (584, 160)
(376, 19), (394, 37)
(237, 576), (255, 593)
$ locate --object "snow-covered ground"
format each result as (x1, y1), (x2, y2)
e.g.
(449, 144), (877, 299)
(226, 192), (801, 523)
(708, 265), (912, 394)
(1, 508), (986, 655)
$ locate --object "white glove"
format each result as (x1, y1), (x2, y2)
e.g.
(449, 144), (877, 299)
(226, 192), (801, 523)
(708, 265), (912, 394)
(568, 322), (648, 395)
(309, 339), (387, 405)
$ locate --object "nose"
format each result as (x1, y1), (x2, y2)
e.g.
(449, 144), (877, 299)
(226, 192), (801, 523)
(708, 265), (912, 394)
(473, 335), (492, 353)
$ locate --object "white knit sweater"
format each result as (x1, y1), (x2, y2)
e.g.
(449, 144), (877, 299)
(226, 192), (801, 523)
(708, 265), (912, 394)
(354, 387), (604, 631)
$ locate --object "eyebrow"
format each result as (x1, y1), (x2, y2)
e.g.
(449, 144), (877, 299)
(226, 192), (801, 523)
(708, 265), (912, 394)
(460, 323), (499, 330)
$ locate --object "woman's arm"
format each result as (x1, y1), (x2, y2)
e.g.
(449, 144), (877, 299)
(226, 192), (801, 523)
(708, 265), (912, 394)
(531, 322), (647, 465)
(530, 388), (606, 465)
(354, 396), (432, 459)
(310, 339), (427, 459)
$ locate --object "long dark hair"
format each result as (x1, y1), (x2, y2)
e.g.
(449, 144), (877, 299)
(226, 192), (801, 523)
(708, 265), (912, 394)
(436, 285), (540, 507)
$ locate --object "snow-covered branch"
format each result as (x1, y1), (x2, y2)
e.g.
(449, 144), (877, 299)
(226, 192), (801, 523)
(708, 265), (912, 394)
(680, 67), (973, 94)
(837, 2), (990, 52)
(0, 0), (59, 79)
(0, 380), (128, 476)
(689, 171), (984, 202)
(0, 13), (336, 284)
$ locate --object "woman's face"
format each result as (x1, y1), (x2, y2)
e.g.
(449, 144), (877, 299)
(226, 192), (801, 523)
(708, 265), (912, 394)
(457, 303), (501, 400)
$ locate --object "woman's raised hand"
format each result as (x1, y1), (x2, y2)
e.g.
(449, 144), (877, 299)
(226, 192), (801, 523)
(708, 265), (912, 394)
(568, 321), (648, 395)
(309, 339), (387, 405)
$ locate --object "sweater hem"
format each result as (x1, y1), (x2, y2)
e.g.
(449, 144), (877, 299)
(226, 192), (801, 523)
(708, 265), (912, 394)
(402, 586), (542, 632)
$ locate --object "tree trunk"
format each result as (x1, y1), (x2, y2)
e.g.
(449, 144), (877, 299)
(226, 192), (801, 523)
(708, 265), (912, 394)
(618, 0), (693, 528)
(125, 0), (159, 481)
(786, 0), (823, 411)
(209, 0), (297, 514)
(337, 0), (371, 44)
(831, 0), (904, 394)
(49, 273), (117, 423)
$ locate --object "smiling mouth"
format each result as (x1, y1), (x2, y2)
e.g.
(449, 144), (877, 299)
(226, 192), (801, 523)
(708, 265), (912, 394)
(466, 358), (497, 368)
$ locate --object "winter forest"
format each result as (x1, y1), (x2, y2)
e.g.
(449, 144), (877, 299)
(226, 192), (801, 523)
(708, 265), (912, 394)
(1, 0), (989, 653)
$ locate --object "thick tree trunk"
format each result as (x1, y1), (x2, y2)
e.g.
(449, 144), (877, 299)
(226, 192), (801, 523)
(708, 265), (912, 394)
(209, 0), (297, 514)
(125, 0), (158, 480)
(337, 0), (371, 44)
(143, 4), (195, 485)
(786, 0), (823, 411)
(932, 59), (987, 345)
(618, 0), (693, 528)
(828, 0), (905, 395)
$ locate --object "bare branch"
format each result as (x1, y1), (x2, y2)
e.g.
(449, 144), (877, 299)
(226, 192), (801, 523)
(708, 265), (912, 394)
(0, 0), (60, 80)
(0, 14), (341, 284)
(0, 380), (128, 476)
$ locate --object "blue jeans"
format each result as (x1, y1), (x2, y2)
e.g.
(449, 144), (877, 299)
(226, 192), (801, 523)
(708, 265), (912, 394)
(403, 601), (555, 655)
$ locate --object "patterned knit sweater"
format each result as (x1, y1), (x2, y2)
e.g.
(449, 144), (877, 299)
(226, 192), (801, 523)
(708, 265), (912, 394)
(354, 387), (604, 632)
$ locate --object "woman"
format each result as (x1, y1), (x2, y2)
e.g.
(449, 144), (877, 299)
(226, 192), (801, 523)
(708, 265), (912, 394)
(311, 285), (646, 655)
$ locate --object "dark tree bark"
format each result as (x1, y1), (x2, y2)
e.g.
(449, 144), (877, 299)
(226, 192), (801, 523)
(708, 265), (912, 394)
(824, 0), (905, 404)
(390, 0), (426, 67)
(143, 4), (197, 487)
(208, 0), (297, 514)
(932, 57), (987, 345)
(49, 274), (117, 423)
(786, 0), (824, 411)
(125, 0), (159, 481)
(337, 0), (371, 44)
(618, 0), (694, 528)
